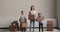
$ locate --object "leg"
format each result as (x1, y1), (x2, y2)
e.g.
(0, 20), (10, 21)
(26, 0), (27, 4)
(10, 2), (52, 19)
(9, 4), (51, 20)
(40, 23), (43, 32)
(30, 20), (33, 32)
(39, 22), (40, 32)
(24, 30), (26, 32)
(41, 23), (43, 32)
(22, 30), (23, 32)
(33, 20), (35, 32)
(20, 23), (22, 31)
(24, 28), (26, 32)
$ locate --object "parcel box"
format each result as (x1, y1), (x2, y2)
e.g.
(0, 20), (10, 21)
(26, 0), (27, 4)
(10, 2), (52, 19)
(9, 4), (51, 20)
(36, 16), (44, 22)
(22, 22), (27, 28)
(47, 21), (53, 31)
(28, 15), (35, 20)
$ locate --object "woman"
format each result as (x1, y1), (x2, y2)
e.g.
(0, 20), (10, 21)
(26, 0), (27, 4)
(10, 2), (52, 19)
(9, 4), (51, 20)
(28, 5), (36, 32)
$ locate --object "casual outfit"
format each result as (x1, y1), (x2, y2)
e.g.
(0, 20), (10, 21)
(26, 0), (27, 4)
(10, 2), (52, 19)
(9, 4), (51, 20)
(28, 10), (36, 32)
(39, 22), (43, 32)
(36, 16), (43, 32)
(19, 15), (26, 32)
(30, 20), (35, 32)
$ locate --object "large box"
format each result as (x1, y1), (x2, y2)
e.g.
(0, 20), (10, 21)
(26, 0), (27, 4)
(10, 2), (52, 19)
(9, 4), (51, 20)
(36, 16), (44, 22)
(47, 21), (53, 31)
(28, 15), (35, 20)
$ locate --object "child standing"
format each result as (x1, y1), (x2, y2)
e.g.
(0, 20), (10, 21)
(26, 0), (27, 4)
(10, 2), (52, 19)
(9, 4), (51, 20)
(19, 11), (27, 32)
(36, 13), (44, 32)
(28, 5), (36, 32)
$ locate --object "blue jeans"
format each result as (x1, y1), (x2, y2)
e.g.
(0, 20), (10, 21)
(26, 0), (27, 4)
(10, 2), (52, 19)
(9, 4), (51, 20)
(39, 22), (43, 32)
(30, 20), (35, 32)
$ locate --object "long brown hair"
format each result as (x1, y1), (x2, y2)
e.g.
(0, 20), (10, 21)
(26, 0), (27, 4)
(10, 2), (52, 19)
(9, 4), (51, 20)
(30, 5), (35, 11)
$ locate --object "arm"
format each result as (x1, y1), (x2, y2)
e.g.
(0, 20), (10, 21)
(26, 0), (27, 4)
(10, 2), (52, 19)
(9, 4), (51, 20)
(28, 12), (31, 19)
(36, 17), (38, 21)
(25, 17), (27, 22)
(24, 16), (27, 22)
(19, 16), (21, 22)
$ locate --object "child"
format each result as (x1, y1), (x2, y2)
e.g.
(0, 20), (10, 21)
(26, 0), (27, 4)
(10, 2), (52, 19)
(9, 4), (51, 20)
(36, 13), (44, 32)
(19, 11), (27, 32)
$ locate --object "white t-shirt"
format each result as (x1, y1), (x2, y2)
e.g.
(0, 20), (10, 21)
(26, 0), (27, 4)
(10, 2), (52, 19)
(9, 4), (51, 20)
(30, 10), (36, 15)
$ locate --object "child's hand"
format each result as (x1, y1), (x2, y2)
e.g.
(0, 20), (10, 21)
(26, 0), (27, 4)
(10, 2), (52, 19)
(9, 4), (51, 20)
(35, 18), (37, 21)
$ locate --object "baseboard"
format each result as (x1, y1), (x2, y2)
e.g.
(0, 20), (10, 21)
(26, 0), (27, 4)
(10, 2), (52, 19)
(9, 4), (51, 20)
(58, 28), (60, 30)
(0, 27), (57, 29)
(0, 27), (9, 29)
(57, 27), (60, 30)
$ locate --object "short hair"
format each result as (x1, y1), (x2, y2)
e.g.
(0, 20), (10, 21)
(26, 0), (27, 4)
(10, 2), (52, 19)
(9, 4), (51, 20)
(21, 11), (23, 13)
(38, 13), (41, 15)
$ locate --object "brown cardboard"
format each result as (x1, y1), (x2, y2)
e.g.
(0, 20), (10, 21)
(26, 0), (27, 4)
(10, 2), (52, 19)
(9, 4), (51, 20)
(22, 22), (27, 28)
(47, 21), (53, 31)
(36, 16), (44, 22)
(29, 15), (35, 20)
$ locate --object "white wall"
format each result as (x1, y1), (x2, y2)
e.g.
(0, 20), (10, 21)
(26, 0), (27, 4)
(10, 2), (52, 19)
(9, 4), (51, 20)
(57, 0), (60, 29)
(0, 0), (56, 27)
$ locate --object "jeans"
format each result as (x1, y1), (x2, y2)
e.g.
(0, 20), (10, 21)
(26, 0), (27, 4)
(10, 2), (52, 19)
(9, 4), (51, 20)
(30, 20), (35, 32)
(39, 22), (43, 32)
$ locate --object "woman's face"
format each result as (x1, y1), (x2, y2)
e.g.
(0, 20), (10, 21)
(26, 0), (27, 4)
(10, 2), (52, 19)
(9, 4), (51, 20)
(32, 5), (35, 10)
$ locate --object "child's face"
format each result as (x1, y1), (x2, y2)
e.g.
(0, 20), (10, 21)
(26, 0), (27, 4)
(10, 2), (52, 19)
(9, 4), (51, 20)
(21, 11), (24, 15)
(38, 13), (41, 16)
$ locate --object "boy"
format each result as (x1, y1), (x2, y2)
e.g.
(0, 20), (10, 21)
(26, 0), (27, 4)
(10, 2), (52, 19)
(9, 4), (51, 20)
(36, 13), (44, 32)
(19, 11), (27, 32)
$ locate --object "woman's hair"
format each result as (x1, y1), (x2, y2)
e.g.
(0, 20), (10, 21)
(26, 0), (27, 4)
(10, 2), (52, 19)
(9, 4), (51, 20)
(31, 5), (34, 11)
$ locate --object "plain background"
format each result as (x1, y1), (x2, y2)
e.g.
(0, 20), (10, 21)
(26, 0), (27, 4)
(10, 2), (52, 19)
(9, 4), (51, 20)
(57, 0), (60, 29)
(0, 0), (57, 28)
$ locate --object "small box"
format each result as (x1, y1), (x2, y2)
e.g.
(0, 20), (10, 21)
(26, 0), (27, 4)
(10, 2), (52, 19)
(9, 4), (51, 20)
(22, 22), (27, 28)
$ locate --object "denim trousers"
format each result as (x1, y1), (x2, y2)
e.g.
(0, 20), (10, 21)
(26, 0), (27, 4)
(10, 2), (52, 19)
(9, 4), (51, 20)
(39, 22), (43, 32)
(30, 20), (35, 32)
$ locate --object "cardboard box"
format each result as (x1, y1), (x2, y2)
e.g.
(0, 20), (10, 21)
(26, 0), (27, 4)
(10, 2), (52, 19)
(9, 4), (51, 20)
(29, 15), (35, 20)
(47, 21), (53, 31)
(47, 21), (53, 24)
(22, 22), (27, 28)
(36, 16), (44, 22)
